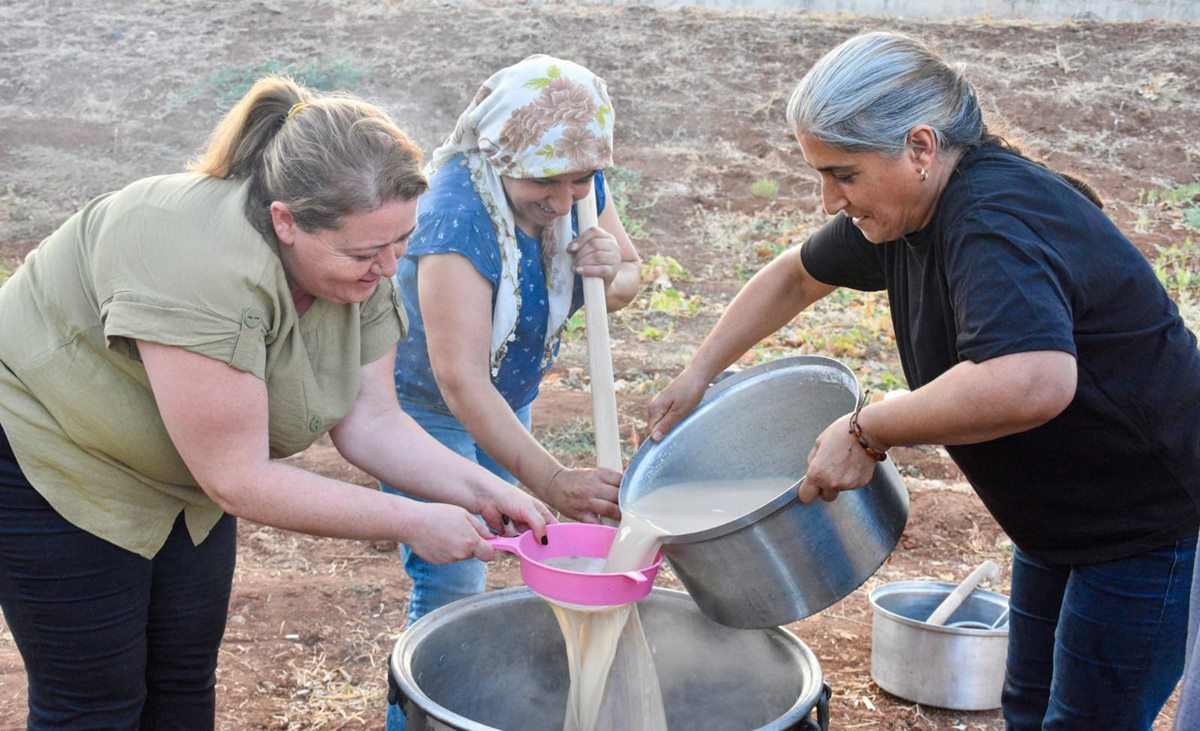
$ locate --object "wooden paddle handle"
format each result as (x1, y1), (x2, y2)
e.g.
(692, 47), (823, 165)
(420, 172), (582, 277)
(575, 191), (622, 478)
(925, 559), (1000, 627)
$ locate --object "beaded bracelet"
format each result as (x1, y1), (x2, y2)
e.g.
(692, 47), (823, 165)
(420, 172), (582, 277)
(848, 390), (888, 462)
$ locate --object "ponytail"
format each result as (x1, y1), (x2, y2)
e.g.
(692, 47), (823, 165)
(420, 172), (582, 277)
(189, 74), (427, 237)
(190, 76), (306, 180)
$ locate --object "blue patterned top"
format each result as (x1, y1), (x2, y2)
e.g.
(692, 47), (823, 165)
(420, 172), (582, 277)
(393, 154), (606, 413)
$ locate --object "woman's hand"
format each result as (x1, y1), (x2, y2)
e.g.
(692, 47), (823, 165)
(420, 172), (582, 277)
(797, 414), (881, 503)
(569, 226), (623, 286)
(646, 367), (710, 442)
(471, 480), (557, 540)
(402, 482), (556, 564)
(404, 502), (500, 564)
(540, 467), (622, 524)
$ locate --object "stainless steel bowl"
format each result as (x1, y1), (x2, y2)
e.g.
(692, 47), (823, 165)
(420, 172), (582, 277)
(390, 587), (830, 730)
(869, 580), (1010, 710)
(621, 356), (909, 628)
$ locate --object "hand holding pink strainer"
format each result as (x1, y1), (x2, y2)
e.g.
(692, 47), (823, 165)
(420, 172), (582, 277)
(488, 523), (661, 607)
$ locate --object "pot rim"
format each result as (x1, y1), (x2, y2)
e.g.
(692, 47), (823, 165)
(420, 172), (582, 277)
(621, 355), (860, 545)
(391, 586), (827, 731)
(869, 580), (1010, 636)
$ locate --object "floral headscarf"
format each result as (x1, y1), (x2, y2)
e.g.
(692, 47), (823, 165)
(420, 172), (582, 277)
(428, 55), (615, 375)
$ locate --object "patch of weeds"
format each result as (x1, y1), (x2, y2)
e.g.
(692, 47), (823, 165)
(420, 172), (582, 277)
(615, 371), (674, 398)
(605, 165), (650, 239)
(617, 254), (702, 342)
(0, 260), (11, 286)
(861, 369), (907, 393)
(751, 177), (779, 198)
(634, 323), (669, 341)
(167, 57), (367, 112)
(730, 288), (903, 389)
(562, 310), (586, 342)
(1, 182), (33, 227)
(1153, 238), (1200, 333)
(646, 286), (700, 318)
(1137, 72), (1182, 103)
(642, 253), (692, 285)
(535, 418), (598, 458)
(1134, 182), (1200, 234)
(699, 208), (826, 282)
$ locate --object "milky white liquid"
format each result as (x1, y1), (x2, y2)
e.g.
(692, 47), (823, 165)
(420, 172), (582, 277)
(549, 477), (794, 731)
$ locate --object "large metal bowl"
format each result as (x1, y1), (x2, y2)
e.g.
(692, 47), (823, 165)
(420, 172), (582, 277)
(390, 587), (830, 730)
(620, 356), (909, 628)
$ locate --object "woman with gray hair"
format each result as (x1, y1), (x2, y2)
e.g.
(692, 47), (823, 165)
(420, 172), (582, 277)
(649, 31), (1199, 729)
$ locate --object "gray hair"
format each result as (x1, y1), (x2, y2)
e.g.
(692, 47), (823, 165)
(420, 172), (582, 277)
(786, 32), (985, 156)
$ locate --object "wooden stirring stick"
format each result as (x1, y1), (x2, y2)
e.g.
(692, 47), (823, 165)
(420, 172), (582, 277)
(575, 189), (621, 527)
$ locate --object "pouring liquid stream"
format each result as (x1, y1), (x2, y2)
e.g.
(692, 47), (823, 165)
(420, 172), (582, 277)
(546, 477), (793, 731)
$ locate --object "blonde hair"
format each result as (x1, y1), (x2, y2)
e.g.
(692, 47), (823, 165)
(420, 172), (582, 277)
(189, 75), (427, 235)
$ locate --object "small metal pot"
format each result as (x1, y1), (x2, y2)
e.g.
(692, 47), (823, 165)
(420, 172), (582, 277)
(869, 580), (1010, 710)
(621, 356), (909, 629)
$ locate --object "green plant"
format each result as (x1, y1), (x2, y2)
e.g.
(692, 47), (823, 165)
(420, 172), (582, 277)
(646, 286), (700, 317)
(1154, 238), (1200, 297)
(1136, 182), (1200, 233)
(864, 370), (906, 392)
(636, 323), (668, 342)
(562, 310), (587, 342)
(641, 254), (692, 285)
(700, 208), (825, 282)
(636, 255), (700, 319)
(1152, 238), (1200, 335)
(604, 165), (650, 239)
(750, 177), (779, 198)
(535, 418), (598, 458)
(168, 57), (367, 111)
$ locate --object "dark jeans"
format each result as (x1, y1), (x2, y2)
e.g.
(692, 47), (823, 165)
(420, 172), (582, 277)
(1003, 536), (1195, 730)
(0, 451), (236, 730)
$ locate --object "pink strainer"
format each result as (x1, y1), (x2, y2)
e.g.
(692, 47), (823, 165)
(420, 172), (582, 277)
(488, 523), (662, 607)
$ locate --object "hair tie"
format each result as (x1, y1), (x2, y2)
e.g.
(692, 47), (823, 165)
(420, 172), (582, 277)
(287, 101), (310, 120)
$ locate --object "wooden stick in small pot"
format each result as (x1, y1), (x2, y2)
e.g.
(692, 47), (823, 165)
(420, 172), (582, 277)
(926, 560), (1000, 627)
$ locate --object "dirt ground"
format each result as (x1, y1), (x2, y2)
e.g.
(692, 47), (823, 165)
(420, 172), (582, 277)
(2, 1), (1198, 729)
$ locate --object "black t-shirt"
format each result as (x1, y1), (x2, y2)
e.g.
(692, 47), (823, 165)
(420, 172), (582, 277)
(801, 143), (1200, 563)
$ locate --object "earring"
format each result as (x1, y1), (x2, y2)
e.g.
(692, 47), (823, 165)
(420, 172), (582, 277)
(919, 168), (928, 181)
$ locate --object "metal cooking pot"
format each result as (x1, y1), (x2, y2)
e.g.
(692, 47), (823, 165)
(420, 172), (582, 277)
(621, 356), (909, 628)
(869, 580), (1010, 710)
(389, 587), (831, 731)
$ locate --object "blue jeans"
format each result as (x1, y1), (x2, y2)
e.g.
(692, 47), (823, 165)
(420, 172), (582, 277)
(381, 402), (531, 731)
(0, 454), (236, 730)
(1003, 536), (1195, 730)
(1173, 528), (1200, 730)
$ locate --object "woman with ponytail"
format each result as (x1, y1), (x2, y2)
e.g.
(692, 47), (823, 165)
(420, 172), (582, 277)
(0, 76), (552, 729)
(649, 32), (1200, 729)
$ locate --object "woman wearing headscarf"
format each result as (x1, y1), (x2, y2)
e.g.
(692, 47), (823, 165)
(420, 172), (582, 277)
(381, 55), (640, 725)
(648, 32), (1200, 729)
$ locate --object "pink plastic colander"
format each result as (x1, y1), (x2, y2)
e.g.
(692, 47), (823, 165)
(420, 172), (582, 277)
(488, 523), (662, 607)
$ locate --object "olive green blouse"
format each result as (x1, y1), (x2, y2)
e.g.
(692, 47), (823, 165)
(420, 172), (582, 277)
(0, 173), (407, 558)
